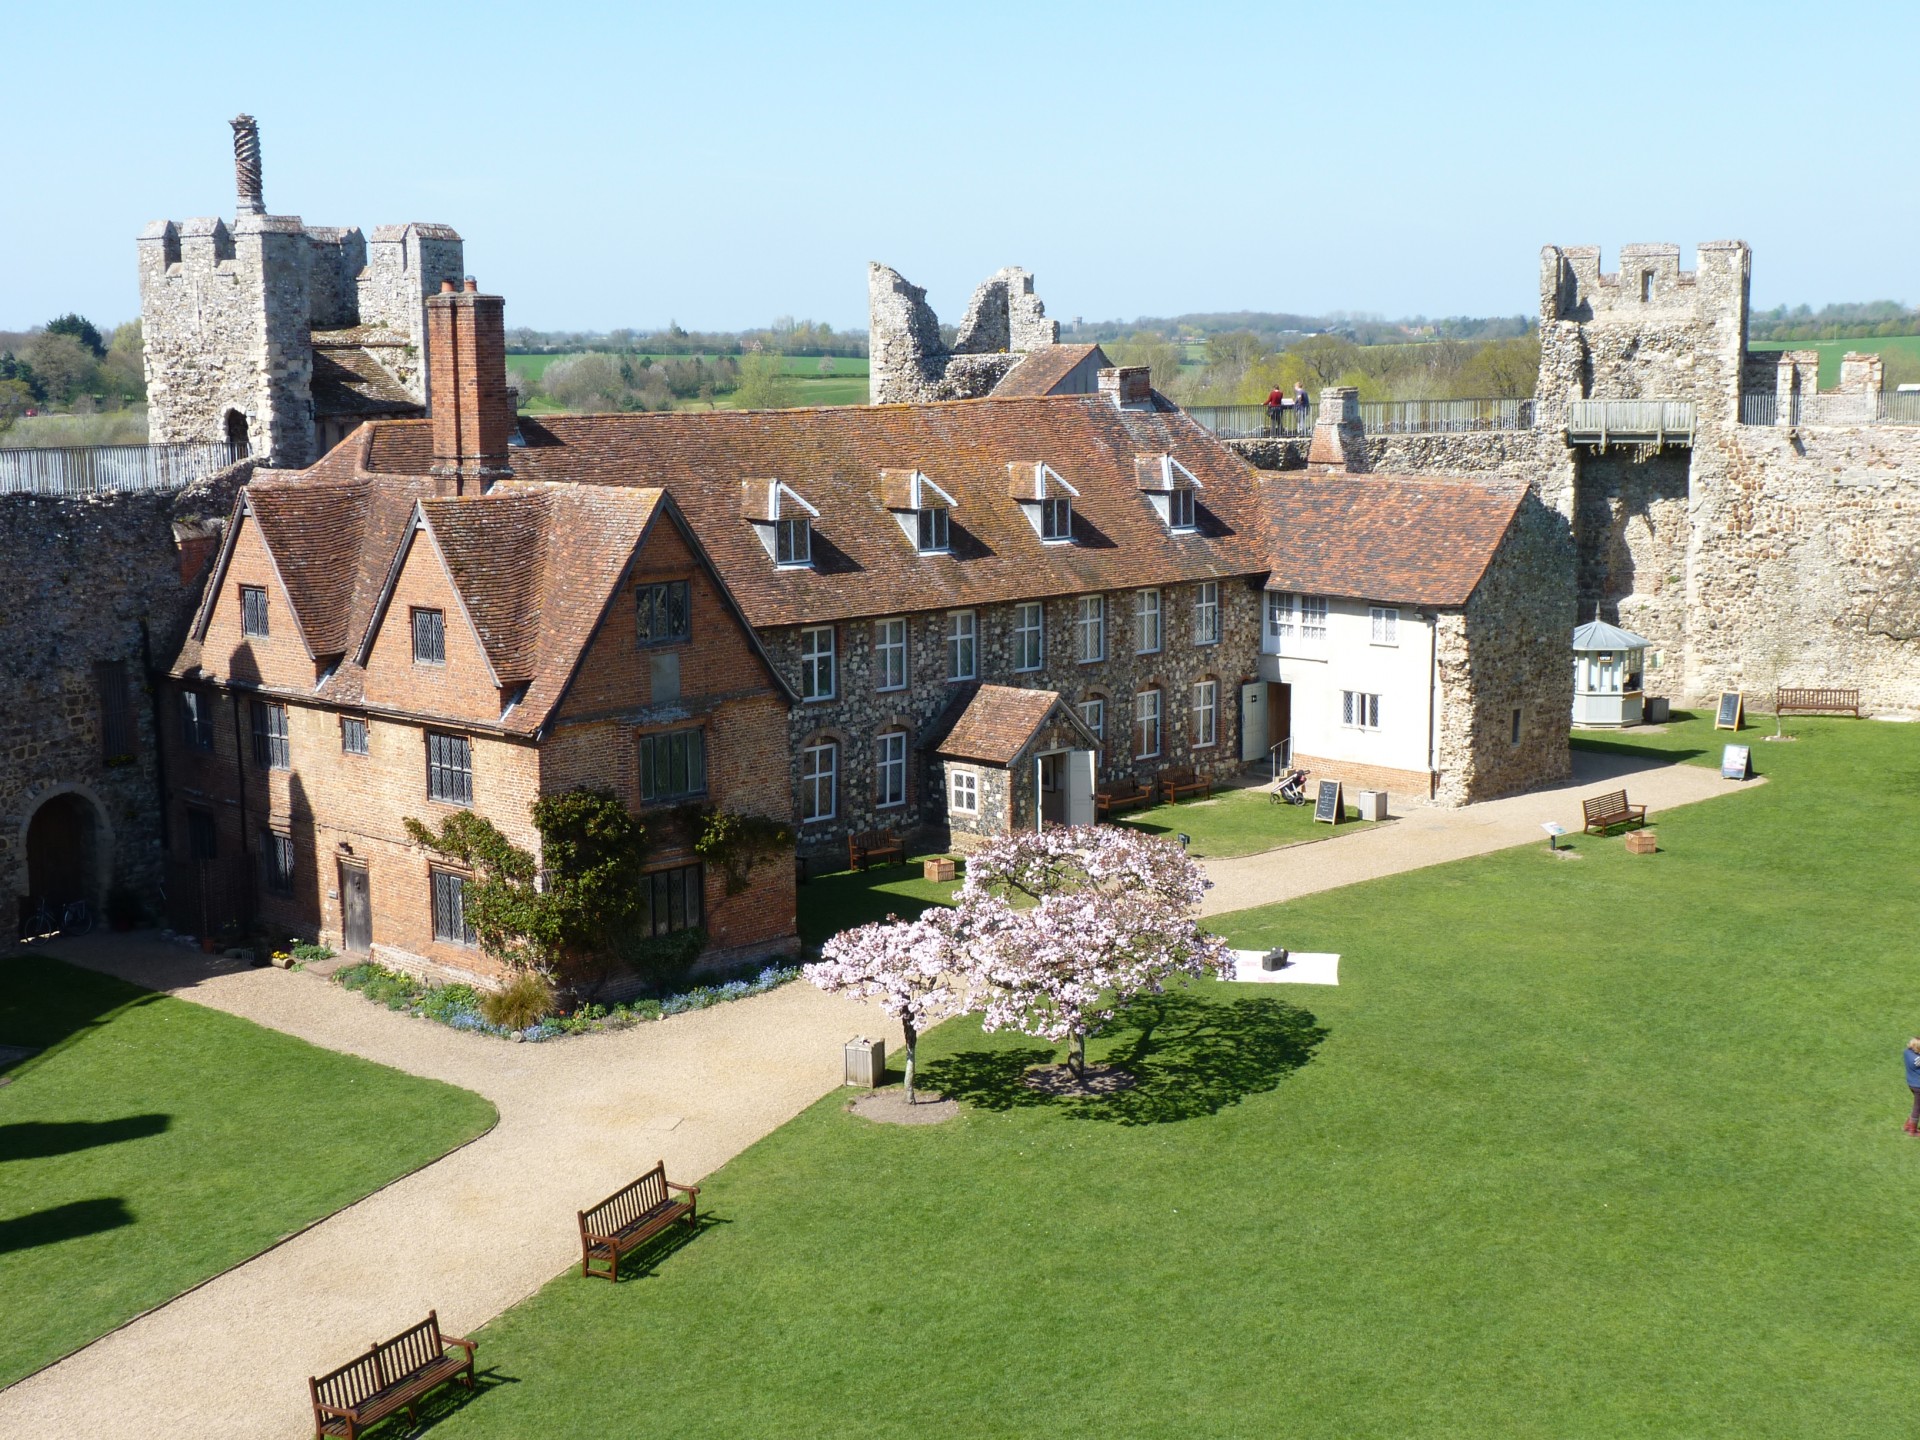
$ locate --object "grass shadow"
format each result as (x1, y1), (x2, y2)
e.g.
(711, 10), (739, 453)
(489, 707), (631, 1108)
(599, 1213), (727, 1283)
(0, 1197), (133, 1255)
(394, 1364), (521, 1435)
(0, 1114), (170, 1162)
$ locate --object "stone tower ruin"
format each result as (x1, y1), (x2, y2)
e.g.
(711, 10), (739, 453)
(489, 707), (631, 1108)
(138, 116), (464, 468)
(868, 263), (1065, 403)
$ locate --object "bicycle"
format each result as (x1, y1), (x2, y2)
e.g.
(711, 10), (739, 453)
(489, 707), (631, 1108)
(23, 897), (93, 938)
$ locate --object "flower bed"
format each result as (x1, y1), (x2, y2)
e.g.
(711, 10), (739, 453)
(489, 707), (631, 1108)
(332, 960), (802, 1042)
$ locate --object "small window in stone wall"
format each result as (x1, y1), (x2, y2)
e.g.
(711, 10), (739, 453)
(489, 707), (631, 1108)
(263, 830), (295, 896)
(874, 618), (908, 692)
(181, 689), (215, 752)
(1134, 689), (1162, 758)
(94, 661), (135, 763)
(1078, 697), (1105, 742)
(950, 768), (979, 815)
(876, 731), (908, 809)
(1511, 708), (1523, 745)
(240, 584), (269, 638)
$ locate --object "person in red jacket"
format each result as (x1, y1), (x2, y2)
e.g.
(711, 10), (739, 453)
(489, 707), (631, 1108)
(1265, 386), (1283, 433)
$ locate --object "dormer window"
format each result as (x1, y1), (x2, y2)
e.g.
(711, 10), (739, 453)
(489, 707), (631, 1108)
(1169, 487), (1196, 531)
(1135, 454), (1203, 533)
(742, 478), (820, 571)
(1008, 462), (1078, 545)
(776, 516), (811, 567)
(881, 469), (958, 556)
(917, 504), (950, 555)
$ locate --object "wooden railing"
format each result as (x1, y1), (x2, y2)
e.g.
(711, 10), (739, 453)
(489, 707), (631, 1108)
(0, 441), (246, 495)
(1565, 400), (1695, 447)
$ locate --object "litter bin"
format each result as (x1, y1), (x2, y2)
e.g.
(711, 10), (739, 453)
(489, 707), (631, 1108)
(1355, 789), (1389, 821)
(843, 1036), (886, 1088)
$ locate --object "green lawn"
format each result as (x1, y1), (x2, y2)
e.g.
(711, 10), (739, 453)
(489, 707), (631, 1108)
(0, 954), (495, 1386)
(424, 713), (1919, 1437)
(1748, 334), (1920, 387)
(1118, 782), (1363, 857)
(507, 352), (870, 411)
(797, 854), (962, 948)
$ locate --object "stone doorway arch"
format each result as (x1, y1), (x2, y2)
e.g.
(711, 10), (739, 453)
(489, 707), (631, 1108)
(224, 408), (250, 455)
(24, 789), (108, 913)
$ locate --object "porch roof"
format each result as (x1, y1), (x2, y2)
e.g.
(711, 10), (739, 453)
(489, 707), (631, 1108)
(934, 684), (1096, 766)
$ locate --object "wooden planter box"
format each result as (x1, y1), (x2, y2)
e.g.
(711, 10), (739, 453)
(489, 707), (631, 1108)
(922, 857), (957, 883)
(1624, 830), (1658, 855)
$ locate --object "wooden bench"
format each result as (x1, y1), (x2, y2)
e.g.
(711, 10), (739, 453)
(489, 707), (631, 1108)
(578, 1161), (699, 1282)
(308, 1311), (475, 1440)
(1157, 767), (1213, 804)
(1581, 789), (1647, 835)
(1775, 687), (1860, 717)
(1095, 778), (1153, 820)
(847, 828), (905, 871)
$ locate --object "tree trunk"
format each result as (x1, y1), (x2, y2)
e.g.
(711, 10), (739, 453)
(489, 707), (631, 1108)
(903, 1019), (918, 1105)
(1070, 1029), (1086, 1080)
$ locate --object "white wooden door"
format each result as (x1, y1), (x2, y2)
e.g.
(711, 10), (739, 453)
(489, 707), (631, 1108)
(1239, 681), (1267, 762)
(1067, 749), (1096, 826)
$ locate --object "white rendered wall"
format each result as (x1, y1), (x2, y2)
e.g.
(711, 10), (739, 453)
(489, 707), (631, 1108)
(1260, 594), (1436, 777)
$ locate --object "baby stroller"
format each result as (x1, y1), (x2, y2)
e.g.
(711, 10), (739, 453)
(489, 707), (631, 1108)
(1272, 768), (1310, 806)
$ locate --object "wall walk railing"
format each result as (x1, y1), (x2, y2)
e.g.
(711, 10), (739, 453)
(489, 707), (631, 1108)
(1737, 392), (1920, 427)
(0, 441), (246, 496)
(1185, 397), (1534, 440)
(1565, 400), (1695, 447)
(1880, 391), (1920, 425)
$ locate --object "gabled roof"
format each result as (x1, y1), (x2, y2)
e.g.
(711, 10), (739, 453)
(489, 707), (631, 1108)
(934, 684), (1100, 765)
(350, 393), (1271, 627)
(990, 344), (1111, 398)
(1262, 472), (1529, 609)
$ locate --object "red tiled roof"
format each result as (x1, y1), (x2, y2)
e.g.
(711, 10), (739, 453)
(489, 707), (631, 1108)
(1263, 473), (1527, 608)
(935, 684), (1090, 765)
(989, 344), (1110, 398)
(356, 393), (1272, 627)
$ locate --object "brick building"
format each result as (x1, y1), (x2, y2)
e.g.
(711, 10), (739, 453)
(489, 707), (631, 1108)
(160, 283), (796, 986)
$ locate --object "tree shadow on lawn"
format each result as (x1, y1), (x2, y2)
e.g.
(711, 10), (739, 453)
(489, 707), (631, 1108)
(921, 992), (1327, 1126)
(0, 1114), (170, 1162)
(0, 1197), (133, 1255)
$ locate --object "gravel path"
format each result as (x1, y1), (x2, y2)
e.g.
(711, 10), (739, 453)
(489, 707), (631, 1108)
(1200, 748), (1754, 914)
(0, 941), (884, 1439)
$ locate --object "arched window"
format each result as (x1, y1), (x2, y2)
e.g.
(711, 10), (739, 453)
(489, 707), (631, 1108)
(224, 409), (250, 455)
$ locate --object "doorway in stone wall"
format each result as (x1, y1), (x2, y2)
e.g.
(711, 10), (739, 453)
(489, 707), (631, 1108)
(26, 792), (103, 919)
(224, 408), (250, 455)
(339, 862), (371, 954)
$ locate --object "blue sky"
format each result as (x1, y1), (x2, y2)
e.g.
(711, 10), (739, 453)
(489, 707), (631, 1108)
(5, 0), (1914, 333)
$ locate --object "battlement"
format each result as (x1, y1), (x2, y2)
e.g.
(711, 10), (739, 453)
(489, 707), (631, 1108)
(1541, 241), (1750, 322)
(869, 261), (1061, 404)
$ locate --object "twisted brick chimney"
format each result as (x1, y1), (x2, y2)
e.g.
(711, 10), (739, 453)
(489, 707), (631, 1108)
(231, 114), (264, 216)
(426, 278), (513, 493)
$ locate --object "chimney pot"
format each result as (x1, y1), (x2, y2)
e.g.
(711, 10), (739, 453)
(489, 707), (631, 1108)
(464, 276), (478, 293)
(440, 279), (457, 293)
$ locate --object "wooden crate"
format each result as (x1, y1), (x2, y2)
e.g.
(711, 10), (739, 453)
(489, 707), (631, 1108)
(1624, 830), (1658, 855)
(922, 857), (957, 883)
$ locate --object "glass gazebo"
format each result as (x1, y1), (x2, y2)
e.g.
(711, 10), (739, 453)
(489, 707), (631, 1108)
(1572, 619), (1650, 727)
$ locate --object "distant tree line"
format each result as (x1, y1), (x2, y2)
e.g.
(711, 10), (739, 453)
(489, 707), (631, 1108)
(521, 350), (796, 413)
(1064, 310), (1534, 350)
(0, 314), (145, 436)
(1749, 301), (1920, 344)
(506, 315), (865, 359)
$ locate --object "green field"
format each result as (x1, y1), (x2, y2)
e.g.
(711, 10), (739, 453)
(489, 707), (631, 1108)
(1747, 334), (1920, 388)
(507, 351), (870, 412)
(415, 712), (1920, 1437)
(0, 954), (496, 1386)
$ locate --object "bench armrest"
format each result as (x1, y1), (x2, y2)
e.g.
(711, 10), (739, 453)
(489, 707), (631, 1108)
(441, 1332), (477, 1357)
(666, 1181), (701, 1196)
(315, 1402), (356, 1420)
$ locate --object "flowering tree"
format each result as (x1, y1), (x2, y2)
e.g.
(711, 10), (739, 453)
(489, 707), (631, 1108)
(957, 826), (1234, 1080)
(806, 907), (965, 1104)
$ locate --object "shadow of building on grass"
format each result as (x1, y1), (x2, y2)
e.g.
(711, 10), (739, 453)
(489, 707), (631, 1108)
(0, 1114), (170, 1163)
(0, 1196), (133, 1255)
(921, 991), (1327, 1126)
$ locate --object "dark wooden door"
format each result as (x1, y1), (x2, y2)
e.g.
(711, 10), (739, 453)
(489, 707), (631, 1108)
(340, 863), (371, 953)
(1268, 683), (1292, 750)
(1038, 752), (1066, 826)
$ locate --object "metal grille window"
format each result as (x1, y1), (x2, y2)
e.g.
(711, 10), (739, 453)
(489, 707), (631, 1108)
(94, 661), (135, 761)
(263, 830), (295, 896)
(239, 584), (269, 637)
(1342, 690), (1382, 730)
(637, 580), (691, 645)
(776, 517), (812, 568)
(800, 626), (835, 701)
(427, 731), (473, 804)
(1041, 496), (1073, 542)
(874, 618), (907, 692)
(341, 715), (369, 755)
(181, 689), (215, 752)
(949, 768), (979, 814)
(1078, 697), (1105, 741)
(1370, 606), (1399, 645)
(186, 807), (218, 861)
(431, 869), (477, 946)
(1135, 589), (1162, 654)
(639, 727), (706, 803)
(1012, 602), (1044, 672)
(1169, 487), (1197, 531)
(946, 610), (977, 681)
(1134, 689), (1162, 759)
(1075, 595), (1105, 663)
(875, 731), (907, 809)
(1192, 680), (1218, 748)
(1193, 582), (1221, 646)
(250, 700), (289, 770)
(641, 864), (704, 937)
(411, 607), (446, 664)
(917, 506), (950, 554)
(800, 740), (837, 822)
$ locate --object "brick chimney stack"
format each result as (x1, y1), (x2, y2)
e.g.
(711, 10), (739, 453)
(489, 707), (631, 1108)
(1306, 386), (1367, 473)
(1098, 366), (1153, 409)
(426, 277), (513, 493)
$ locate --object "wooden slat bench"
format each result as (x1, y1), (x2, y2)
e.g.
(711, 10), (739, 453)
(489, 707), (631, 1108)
(1581, 789), (1648, 835)
(578, 1160), (699, 1282)
(308, 1311), (475, 1440)
(1095, 778), (1153, 820)
(848, 828), (905, 871)
(1157, 766), (1213, 804)
(1775, 687), (1860, 717)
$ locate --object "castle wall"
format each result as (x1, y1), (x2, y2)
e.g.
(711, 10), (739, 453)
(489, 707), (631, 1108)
(1572, 449), (1693, 693)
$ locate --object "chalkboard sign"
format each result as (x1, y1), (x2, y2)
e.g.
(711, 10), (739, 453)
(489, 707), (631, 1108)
(1721, 744), (1752, 780)
(1314, 779), (1343, 824)
(1714, 691), (1744, 731)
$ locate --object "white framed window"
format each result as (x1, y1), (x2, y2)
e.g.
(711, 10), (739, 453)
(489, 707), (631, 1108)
(917, 505), (950, 555)
(1301, 595), (1328, 640)
(1134, 688), (1162, 758)
(1079, 697), (1105, 741)
(1041, 495), (1073, 542)
(775, 516), (812, 568)
(1135, 588), (1162, 655)
(801, 740), (838, 821)
(1266, 590), (1294, 640)
(1192, 680), (1217, 748)
(1342, 690), (1382, 730)
(875, 731), (907, 809)
(949, 767), (979, 815)
(1193, 581), (1220, 646)
(1012, 602), (1044, 673)
(1075, 595), (1105, 663)
(946, 609), (977, 681)
(874, 618), (907, 692)
(1168, 486), (1197, 531)
(1370, 606), (1400, 645)
(800, 625), (835, 701)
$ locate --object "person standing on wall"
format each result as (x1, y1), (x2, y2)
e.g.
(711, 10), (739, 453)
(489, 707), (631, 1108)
(1293, 381), (1309, 417)
(1265, 385), (1284, 435)
(1902, 1038), (1920, 1135)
